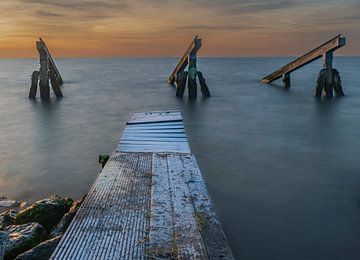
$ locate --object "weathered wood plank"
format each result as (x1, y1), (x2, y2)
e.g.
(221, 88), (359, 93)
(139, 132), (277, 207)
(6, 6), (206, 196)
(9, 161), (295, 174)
(167, 154), (208, 259)
(261, 35), (346, 83)
(183, 155), (235, 259)
(147, 154), (174, 258)
(127, 111), (182, 125)
(118, 144), (190, 154)
(51, 153), (152, 259)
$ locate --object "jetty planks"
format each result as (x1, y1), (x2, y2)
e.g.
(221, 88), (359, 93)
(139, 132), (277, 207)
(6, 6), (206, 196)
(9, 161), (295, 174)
(261, 34), (346, 83)
(51, 111), (234, 259)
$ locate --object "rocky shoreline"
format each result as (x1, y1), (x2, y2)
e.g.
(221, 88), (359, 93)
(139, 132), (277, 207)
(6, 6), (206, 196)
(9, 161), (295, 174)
(0, 195), (85, 260)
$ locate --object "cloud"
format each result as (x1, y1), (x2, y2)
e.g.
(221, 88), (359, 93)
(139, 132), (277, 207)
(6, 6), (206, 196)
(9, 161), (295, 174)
(0, 0), (359, 56)
(177, 25), (264, 31)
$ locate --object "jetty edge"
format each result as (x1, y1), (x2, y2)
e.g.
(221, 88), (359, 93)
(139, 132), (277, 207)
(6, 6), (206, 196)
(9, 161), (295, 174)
(51, 110), (234, 259)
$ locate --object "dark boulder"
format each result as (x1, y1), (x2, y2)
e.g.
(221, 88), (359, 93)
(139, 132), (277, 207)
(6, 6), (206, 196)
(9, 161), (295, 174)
(4, 223), (45, 259)
(15, 195), (73, 233)
(15, 235), (62, 260)
(0, 210), (17, 230)
(49, 196), (85, 238)
(0, 231), (7, 259)
(49, 211), (76, 239)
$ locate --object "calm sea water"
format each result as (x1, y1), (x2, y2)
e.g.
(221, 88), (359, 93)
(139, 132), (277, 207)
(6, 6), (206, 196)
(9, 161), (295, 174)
(0, 57), (360, 259)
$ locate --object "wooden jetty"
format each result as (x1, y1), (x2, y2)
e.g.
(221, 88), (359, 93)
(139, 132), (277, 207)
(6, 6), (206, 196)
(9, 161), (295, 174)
(168, 36), (210, 98)
(261, 34), (346, 97)
(29, 38), (63, 99)
(51, 111), (233, 259)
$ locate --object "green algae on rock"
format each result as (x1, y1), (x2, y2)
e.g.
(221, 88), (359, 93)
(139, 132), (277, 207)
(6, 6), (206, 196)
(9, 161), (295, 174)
(15, 195), (73, 233)
(4, 223), (45, 259)
(49, 197), (85, 239)
(49, 211), (76, 239)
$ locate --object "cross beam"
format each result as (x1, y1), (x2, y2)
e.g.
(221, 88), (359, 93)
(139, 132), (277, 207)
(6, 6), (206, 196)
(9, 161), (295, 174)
(168, 36), (201, 84)
(261, 35), (346, 84)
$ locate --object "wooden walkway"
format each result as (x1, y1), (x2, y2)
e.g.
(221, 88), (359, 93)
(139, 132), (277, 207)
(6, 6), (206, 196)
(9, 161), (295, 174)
(51, 111), (234, 259)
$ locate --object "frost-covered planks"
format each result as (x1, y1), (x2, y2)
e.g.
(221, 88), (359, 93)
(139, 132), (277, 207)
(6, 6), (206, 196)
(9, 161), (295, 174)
(166, 154), (208, 259)
(147, 154), (234, 259)
(118, 111), (190, 153)
(127, 111), (182, 125)
(51, 153), (152, 260)
(182, 155), (234, 259)
(148, 154), (174, 258)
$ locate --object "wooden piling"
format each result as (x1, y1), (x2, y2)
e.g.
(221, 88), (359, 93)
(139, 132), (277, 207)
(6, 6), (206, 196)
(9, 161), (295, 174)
(49, 70), (63, 97)
(261, 35), (346, 97)
(333, 69), (345, 96)
(39, 59), (50, 100)
(197, 71), (211, 97)
(188, 76), (197, 99)
(175, 71), (187, 97)
(31, 38), (63, 99)
(323, 51), (334, 97)
(187, 39), (201, 99)
(282, 73), (290, 89)
(29, 71), (39, 99)
(168, 36), (209, 99)
(314, 69), (326, 97)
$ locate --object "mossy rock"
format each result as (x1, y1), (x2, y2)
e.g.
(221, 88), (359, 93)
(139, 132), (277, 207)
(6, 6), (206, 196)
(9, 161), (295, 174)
(49, 196), (85, 239)
(0, 210), (17, 230)
(49, 211), (76, 239)
(15, 195), (73, 233)
(15, 235), (62, 260)
(69, 196), (86, 212)
(4, 223), (45, 259)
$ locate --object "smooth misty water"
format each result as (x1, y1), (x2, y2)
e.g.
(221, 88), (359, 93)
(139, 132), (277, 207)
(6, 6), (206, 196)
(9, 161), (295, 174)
(0, 57), (360, 259)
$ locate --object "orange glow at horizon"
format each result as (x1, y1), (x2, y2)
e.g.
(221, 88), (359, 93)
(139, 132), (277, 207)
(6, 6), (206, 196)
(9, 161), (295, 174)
(0, 0), (359, 58)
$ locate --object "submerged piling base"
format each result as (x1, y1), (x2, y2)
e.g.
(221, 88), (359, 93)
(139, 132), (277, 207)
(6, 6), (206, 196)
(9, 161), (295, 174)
(314, 68), (345, 97)
(29, 71), (40, 99)
(175, 71), (188, 97)
(49, 71), (63, 98)
(188, 76), (197, 99)
(175, 71), (210, 98)
(198, 71), (211, 97)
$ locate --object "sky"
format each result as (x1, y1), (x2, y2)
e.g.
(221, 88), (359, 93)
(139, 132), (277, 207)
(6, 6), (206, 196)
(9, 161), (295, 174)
(0, 0), (359, 57)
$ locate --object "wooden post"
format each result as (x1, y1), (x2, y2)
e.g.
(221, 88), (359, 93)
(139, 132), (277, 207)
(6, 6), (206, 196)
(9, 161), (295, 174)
(188, 38), (201, 99)
(333, 69), (345, 96)
(323, 51), (333, 97)
(34, 38), (64, 99)
(37, 40), (50, 99)
(197, 71), (210, 97)
(39, 57), (50, 99)
(314, 69), (326, 97)
(29, 71), (39, 98)
(49, 70), (63, 97)
(282, 73), (290, 88)
(175, 71), (187, 97)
